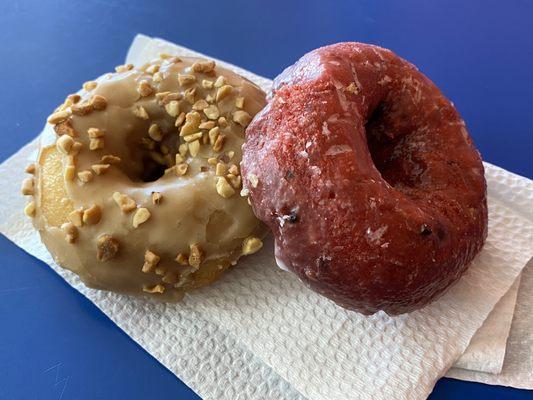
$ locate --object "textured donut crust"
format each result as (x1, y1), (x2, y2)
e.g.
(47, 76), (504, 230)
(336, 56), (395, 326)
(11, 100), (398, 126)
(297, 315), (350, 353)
(241, 43), (488, 315)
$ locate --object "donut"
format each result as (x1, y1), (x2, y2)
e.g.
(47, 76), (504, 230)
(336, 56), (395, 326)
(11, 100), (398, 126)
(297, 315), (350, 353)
(241, 43), (488, 315)
(22, 54), (267, 299)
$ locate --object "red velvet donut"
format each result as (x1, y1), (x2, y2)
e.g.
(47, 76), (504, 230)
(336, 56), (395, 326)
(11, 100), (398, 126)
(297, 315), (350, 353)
(241, 43), (488, 315)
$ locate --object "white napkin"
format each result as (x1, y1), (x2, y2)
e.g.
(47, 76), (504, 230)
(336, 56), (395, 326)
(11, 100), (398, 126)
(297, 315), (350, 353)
(1, 34), (531, 400)
(453, 276), (520, 374)
(448, 261), (533, 389)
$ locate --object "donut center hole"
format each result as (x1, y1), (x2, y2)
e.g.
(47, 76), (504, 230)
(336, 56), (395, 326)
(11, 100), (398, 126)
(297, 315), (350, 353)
(135, 139), (179, 182)
(140, 157), (167, 182)
(364, 102), (422, 189)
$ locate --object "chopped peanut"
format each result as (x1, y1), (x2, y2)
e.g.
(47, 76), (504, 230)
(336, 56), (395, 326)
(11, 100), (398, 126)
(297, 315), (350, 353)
(77, 170), (94, 183)
(214, 76), (227, 88)
(193, 99), (209, 111)
(157, 92), (182, 105)
(178, 143), (188, 158)
(133, 105), (149, 120)
(54, 120), (77, 137)
(212, 134), (226, 152)
(180, 111), (201, 136)
(151, 191), (162, 205)
(112, 192), (136, 212)
(192, 60), (215, 73)
(217, 116), (228, 128)
(137, 80), (154, 97)
(175, 163), (189, 176)
(115, 64), (133, 73)
(91, 164), (110, 175)
(88, 127), (105, 138)
(56, 135), (74, 155)
(216, 85), (233, 102)
(47, 110), (71, 125)
(216, 177), (235, 198)
(242, 236), (263, 255)
(101, 154), (122, 164)
(146, 64), (160, 74)
(83, 204), (102, 225)
(24, 201), (36, 218)
(70, 141), (83, 155)
(204, 105), (220, 120)
(148, 123), (163, 141)
(199, 120), (215, 130)
(188, 243), (203, 269)
(165, 100), (180, 117)
(142, 250), (160, 273)
(227, 174), (242, 189)
(175, 252), (189, 265)
(233, 110), (252, 127)
(61, 222), (78, 244)
(21, 178), (34, 195)
(228, 164), (239, 176)
(188, 140), (200, 157)
(96, 234), (119, 261)
(67, 94), (81, 104)
(178, 74), (197, 86)
(89, 138), (104, 150)
(208, 127), (220, 145)
(143, 284), (165, 294)
(25, 163), (36, 174)
(83, 81), (97, 91)
(202, 79), (214, 89)
(72, 102), (94, 116)
(215, 163), (227, 176)
(175, 112), (186, 127)
(132, 208), (151, 228)
(184, 87), (196, 104)
(68, 209), (84, 227)
(183, 132), (203, 142)
(91, 95), (108, 110)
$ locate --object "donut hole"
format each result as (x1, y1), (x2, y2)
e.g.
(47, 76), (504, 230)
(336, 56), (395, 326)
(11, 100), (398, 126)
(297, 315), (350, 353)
(130, 138), (179, 182)
(140, 156), (167, 182)
(364, 103), (425, 190)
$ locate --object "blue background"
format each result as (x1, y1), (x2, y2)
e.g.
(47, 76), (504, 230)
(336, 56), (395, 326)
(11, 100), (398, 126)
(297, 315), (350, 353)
(0, 1), (531, 399)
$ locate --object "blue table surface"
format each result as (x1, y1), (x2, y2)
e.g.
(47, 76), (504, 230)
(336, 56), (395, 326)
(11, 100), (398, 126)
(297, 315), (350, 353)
(0, 1), (531, 399)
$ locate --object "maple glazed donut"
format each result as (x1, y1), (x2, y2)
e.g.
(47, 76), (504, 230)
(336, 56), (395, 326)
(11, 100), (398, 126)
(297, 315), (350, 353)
(22, 55), (267, 298)
(242, 43), (488, 315)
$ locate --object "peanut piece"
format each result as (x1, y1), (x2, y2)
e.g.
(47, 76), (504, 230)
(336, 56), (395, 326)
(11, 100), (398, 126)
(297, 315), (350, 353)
(96, 234), (119, 261)
(132, 208), (151, 228)
(242, 236), (263, 255)
(83, 204), (102, 225)
(24, 201), (36, 217)
(216, 177), (235, 198)
(112, 192), (136, 213)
